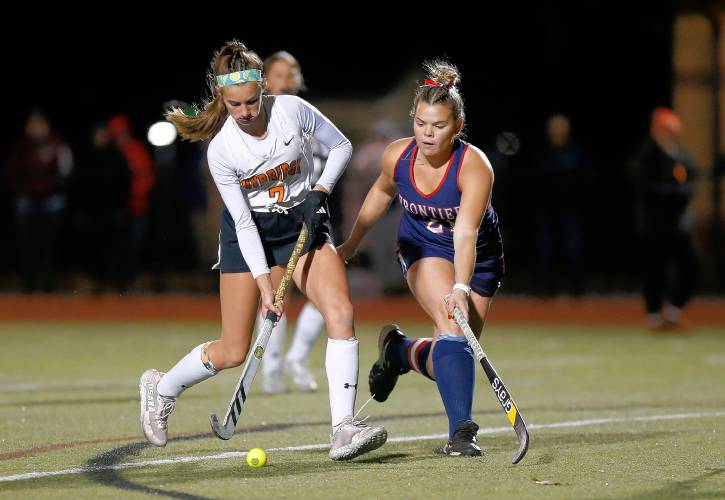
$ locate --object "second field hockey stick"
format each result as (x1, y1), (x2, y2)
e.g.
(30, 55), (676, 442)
(210, 225), (308, 440)
(444, 296), (530, 464)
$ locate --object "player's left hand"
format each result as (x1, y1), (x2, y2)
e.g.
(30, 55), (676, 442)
(298, 188), (329, 239)
(445, 289), (469, 323)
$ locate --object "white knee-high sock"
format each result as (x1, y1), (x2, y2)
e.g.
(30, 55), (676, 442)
(325, 337), (359, 428)
(286, 302), (325, 363)
(157, 344), (217, 398)
(261, 312), (287, 377)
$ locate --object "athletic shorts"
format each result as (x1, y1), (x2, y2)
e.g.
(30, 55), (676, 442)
(395, 234), (504, 297)
(214, 203), (333, 273)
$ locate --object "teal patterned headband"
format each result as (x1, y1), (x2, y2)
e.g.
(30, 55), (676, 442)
(216, 69), (263, 87)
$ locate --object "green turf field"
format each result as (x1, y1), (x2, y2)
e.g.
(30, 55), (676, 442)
(1, 321), (724, 499)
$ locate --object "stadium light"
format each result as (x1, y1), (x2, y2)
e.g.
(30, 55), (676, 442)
(147, 121), (177, 147)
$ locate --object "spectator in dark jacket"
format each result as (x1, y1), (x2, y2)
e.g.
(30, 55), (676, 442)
(71, 122), (131, 292)
(630, 107), (699, 331)
(532, 113), (590, 295)
(107, 114), (155, 290)
(5, 109), (73, 292)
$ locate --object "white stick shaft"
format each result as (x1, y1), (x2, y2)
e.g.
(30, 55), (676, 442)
(450, 305), (487, 361)
(218, 225), (308, 429)
(222, 318), (273, 425)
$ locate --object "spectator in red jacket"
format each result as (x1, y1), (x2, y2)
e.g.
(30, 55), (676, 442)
(107, 114), (155, 290)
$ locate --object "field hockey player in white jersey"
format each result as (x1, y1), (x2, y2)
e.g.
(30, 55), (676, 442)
(139, 40), (387, 461)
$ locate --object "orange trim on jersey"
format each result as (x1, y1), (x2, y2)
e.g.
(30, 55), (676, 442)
(410, 145), (455, 198)
(393, 139), (416, 182)
(456, 144), (471, 192)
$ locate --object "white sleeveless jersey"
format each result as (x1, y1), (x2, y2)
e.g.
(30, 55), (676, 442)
(207, 94), (352, 278)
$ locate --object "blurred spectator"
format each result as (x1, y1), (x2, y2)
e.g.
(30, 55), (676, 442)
(257, 51), (330, 394)
(264, 52), (337, 236)
(629, 107), (699, 330)
(531, 113), (590, 295)
(5, 109), (73, 292)
(148, 112), (208, 291)
(342, 118), (405, 293)
(265, 50), (306, 96)
(71, 122), (131, 293)
(107, 114), (155, 290)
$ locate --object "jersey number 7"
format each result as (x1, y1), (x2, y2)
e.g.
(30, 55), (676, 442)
(269, 186), (285, 203)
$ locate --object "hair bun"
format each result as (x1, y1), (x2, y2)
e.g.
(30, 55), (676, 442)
(423, 60), (461, 89)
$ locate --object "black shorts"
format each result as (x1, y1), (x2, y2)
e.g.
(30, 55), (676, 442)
(214, 203), (333, 273)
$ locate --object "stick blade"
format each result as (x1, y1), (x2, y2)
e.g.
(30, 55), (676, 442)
(210, 414), (234, 440)
(511, 414), (530, 464)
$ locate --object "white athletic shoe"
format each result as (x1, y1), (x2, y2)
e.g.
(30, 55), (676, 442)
(285, 359), (318, 392)
(139, 369), (176, 447)
(329, 417), (387, 461)
(260, 372), (288, 395)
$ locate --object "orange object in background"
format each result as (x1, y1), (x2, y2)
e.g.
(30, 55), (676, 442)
(673, 163), (688, 183)
(650, 106), (683, 141)
(107, 114), (155, 216)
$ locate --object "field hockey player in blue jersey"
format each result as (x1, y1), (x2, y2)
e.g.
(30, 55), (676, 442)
(338, 60), (505, 457)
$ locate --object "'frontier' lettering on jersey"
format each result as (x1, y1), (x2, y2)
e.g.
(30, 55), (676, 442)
(397, 193), (460, 220)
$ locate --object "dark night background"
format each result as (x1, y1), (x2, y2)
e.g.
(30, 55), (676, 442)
(1, 5), (682, 293)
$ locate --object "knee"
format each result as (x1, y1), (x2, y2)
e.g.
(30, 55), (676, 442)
(223, 349), (247, 369)
(211, 339), (248, 369)
(432, 309), (457, 334)
(322, 299), (354, 331)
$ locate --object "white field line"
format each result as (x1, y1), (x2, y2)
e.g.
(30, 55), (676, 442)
(1, 411), (724, 483)
(0, 380), (137, 393)
(0, 374), (241, 393)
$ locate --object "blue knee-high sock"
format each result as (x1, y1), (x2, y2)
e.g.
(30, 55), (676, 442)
(432, 335), (475, 439)
(390, 335), (434, 380)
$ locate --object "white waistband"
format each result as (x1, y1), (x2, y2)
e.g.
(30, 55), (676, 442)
(252, 201), (303, 214)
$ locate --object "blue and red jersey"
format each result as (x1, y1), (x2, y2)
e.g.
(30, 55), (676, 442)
(393, 138), (504, 295)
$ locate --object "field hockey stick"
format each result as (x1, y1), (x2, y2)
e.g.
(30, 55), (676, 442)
(444, 295), (530, 464)
(210, 225), (308, 440)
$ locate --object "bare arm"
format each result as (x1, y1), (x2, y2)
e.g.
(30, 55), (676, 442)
(447, 145), (494, 317)
(207, 146), (280, 318)
(338, 139), (407, 260)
